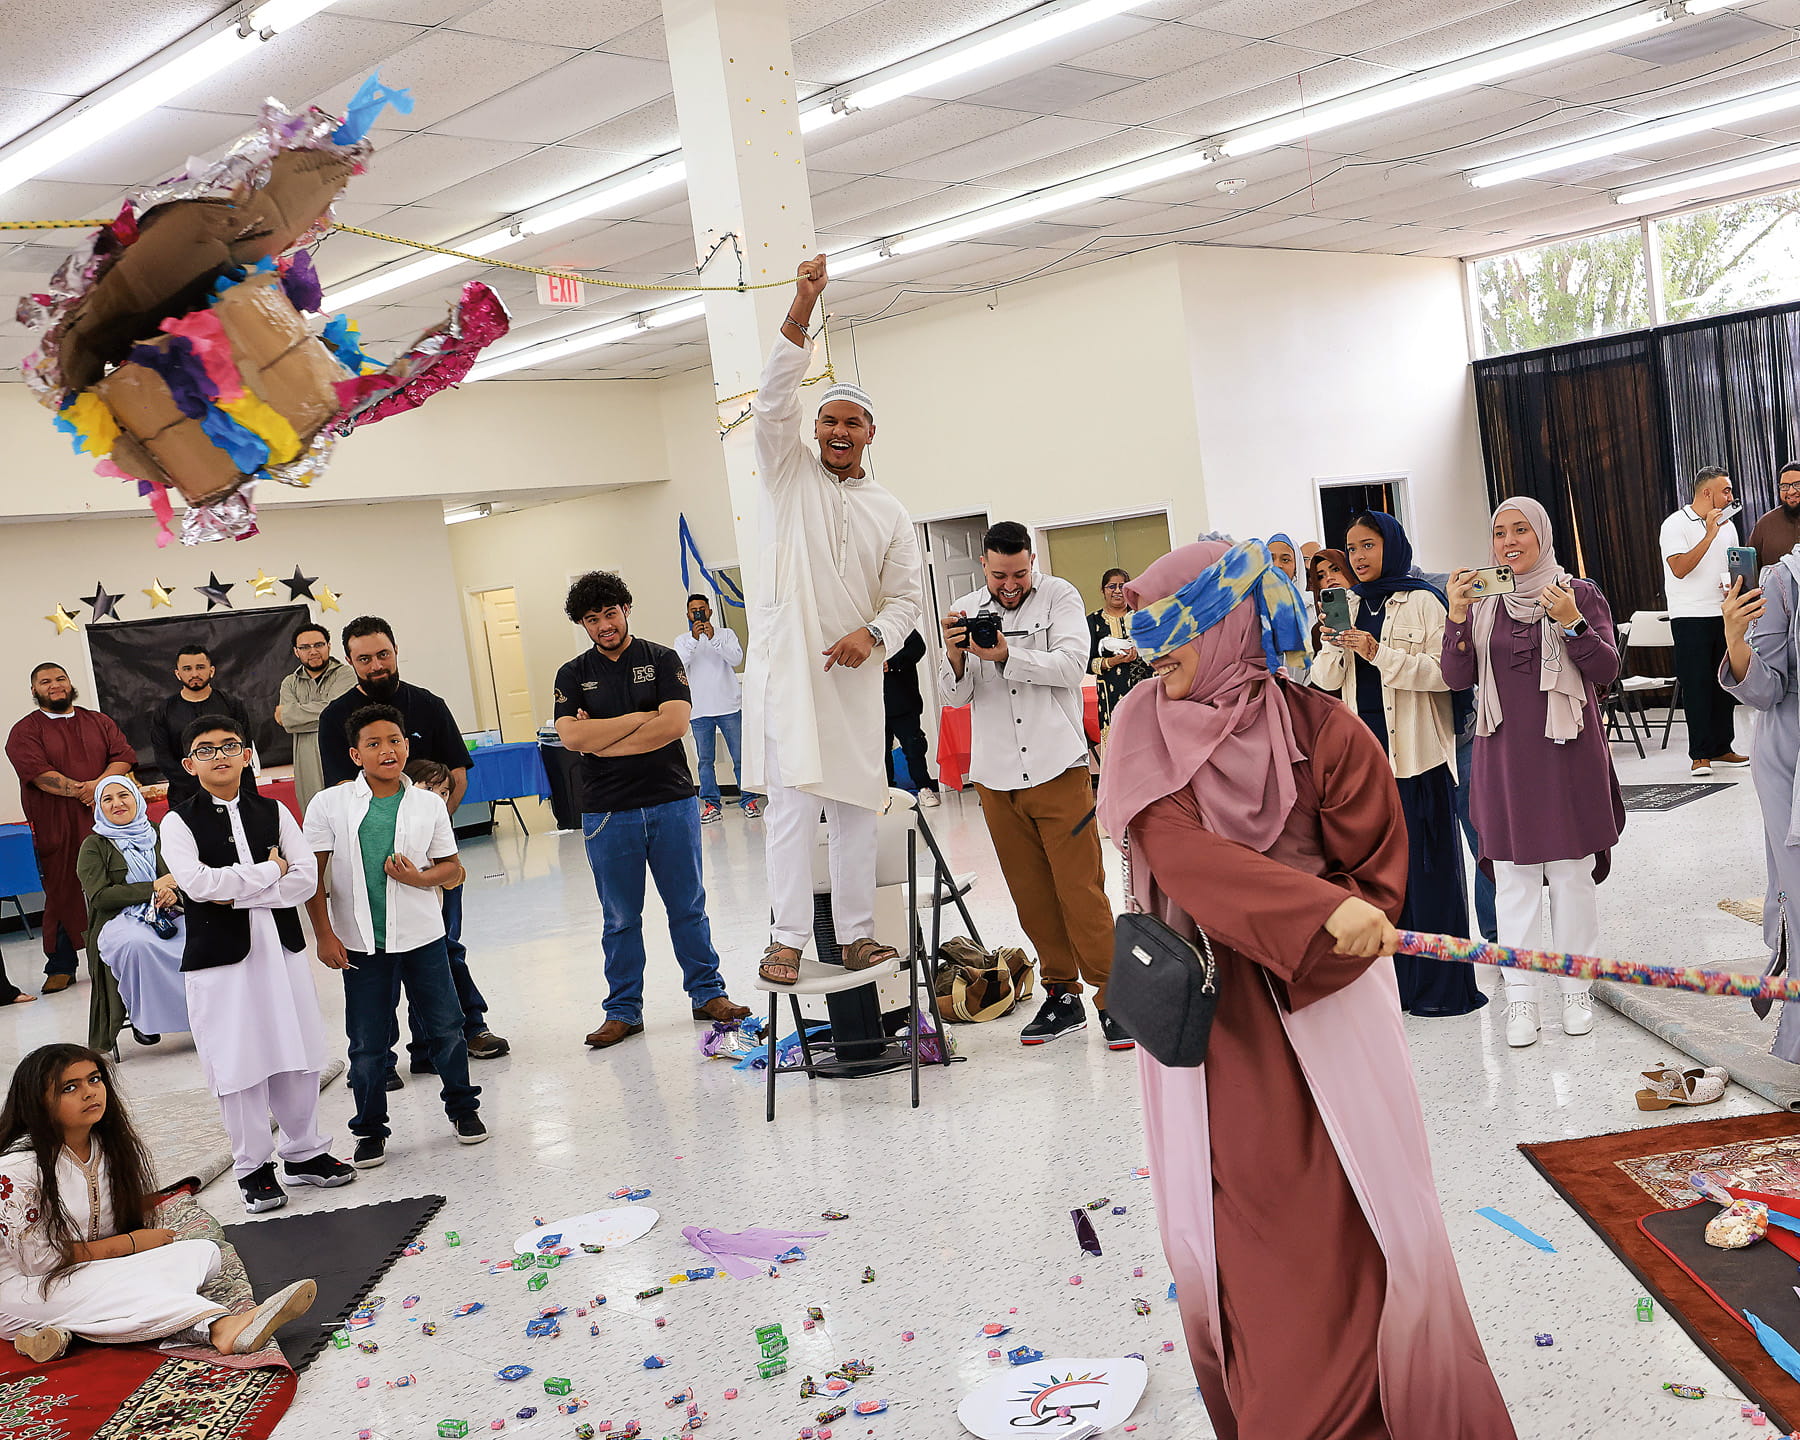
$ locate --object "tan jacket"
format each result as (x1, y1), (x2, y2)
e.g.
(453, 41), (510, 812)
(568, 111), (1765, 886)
(1310, 587), (1456, 780)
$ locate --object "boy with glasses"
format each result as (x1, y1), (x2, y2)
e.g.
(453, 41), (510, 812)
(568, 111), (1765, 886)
(159, 715), (354, 1213)
(1751, 462), (1800, 569)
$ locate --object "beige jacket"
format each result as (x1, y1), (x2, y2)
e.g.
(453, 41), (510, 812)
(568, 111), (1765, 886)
(1309, 587), (1456, 780)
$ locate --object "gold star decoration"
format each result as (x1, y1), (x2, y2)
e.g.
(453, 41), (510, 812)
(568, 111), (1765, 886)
(143, 578), (175, 609)
(316, 583), (342, 613)
(45, 603), (79, 635)
(247, 568), (278, 599)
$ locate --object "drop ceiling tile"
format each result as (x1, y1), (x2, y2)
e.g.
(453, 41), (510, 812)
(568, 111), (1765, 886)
(798, 97), (938, 158)
(810, 175), (955, 228)
(332, 0), (487, 23)
(946, 64), (1141, 115)
(1077, 21), (1252, 79)
(1359, 0), (1629, 70)
(345, 132), (537, 207)
(1166, 0), (1364, 42)
(791, 0), (1041, 89)
(948, 219), (1091, 250)
(36, 108), (256, 188)
(896, 17), (1154, 104)
(313, 227), (416, 286)
(309, 29), (580, 130)
(417, 144), (650, 214)
(790, 0), (889, 38)
(505, 218), (692, 270)
(976, 130), (1188, 190)
(884, 116), (1122, 183)
(561, 97), (682, 157)
(177, 16), (424, 119)
(1071, 46), (1382, 127)
(1491, 51), (1656, 101)
(451, 0), (662, 48)
(0, 88), (81, 151)
(1046, 195), (1183, 226)
(847, 183), (1016, 236)
(434, 53), (672, 144)
(601, 17), (668, 63)
(0, 178), (124, 226)
(804, 102), (1027, 174)
(3, 0), (223, 93)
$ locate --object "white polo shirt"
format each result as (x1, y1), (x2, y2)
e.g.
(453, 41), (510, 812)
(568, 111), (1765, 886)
(1659, 506), (1738, 618)
(672, 626), (743, 719)
(301, 774), (457, 954)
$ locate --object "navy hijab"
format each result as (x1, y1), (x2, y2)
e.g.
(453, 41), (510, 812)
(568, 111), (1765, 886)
(1346, 509), (1473, 732)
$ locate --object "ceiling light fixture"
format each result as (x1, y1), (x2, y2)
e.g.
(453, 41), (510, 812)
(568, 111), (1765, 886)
(1468, 77), (1800, 187)
(0, 0), (340, 203)
(1613, 141), (1800, 203)
(444, 503), (493, 524)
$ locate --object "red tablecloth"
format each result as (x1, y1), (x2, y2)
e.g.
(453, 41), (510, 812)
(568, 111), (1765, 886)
(146, 778), (300, 826)
(935, 686), (1100, 792)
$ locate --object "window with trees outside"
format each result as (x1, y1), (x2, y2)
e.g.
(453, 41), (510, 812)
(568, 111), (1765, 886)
(1469, 184), (1800, 358)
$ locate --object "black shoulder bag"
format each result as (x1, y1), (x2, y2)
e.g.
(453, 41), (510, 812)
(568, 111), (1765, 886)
(1106, 830), (1219, 1067)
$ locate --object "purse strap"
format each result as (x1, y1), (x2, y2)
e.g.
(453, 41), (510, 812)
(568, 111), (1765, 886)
(1120, 829), (1142, 916)
(1119, 827), (1218, 993)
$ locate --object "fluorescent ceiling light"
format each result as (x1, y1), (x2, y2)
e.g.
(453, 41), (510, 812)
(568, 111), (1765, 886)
(1469, 78), (1800, 187)
(0, 0), (338, 202)
(444, 503), (492, 524)
(518, 162), (687, 236)
(1683, 0), (1739, 11)
(1614, 142), (1800, 202)
(1221, 4), (1673, 157)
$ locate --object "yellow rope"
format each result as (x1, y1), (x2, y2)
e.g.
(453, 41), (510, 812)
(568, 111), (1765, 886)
(0, 218), (115, 228)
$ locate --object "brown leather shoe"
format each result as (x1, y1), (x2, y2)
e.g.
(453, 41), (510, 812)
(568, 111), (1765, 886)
(41, 975), (72, 994)
(584, 1019), (645, 1049)
(691, 996), (751, 1023)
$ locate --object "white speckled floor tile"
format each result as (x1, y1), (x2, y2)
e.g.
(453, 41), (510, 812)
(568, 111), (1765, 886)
(0, 725), (1793, 1439)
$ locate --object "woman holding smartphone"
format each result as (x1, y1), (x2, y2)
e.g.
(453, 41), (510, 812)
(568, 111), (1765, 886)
(1311, 511), (1484, 1017)
(1443, 498), (1624, 1048)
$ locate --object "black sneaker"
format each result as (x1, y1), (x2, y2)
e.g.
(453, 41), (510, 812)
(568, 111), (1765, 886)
(239, 1163), (287, 1214)
(467, 1031), (510, 1059)
(384, 1070), (404, 1092)
(283, 1152), (356, 1189)
(454, 1115), (489, 1146)
(1020, 988), (1087, 1045)
(1098, 1009), (1136, 1051)
(351, 1136), (387, 1169)
(130, 1027), (160, 1045)
(409, 1057), (437, 1076)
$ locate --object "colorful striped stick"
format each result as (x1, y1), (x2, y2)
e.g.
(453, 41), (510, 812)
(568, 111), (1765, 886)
(1398, 931), (1800, 1004)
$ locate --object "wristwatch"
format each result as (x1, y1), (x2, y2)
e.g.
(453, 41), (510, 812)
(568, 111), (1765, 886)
(1561, 618), (1589, 638)
(865, 622), (885, 648)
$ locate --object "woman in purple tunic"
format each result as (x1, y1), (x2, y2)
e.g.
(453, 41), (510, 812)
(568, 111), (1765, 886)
(1442, 498), (1624, 1048)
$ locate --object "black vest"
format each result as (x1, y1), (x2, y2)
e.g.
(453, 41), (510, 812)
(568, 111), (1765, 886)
(174, 788), (304, 971)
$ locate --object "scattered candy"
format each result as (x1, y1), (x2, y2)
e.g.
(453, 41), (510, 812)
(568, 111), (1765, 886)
(655, 1317), (667, 1328)
(1161, 1341), (1176, 1352)
(422, 1322), (439, 1335)
(497, 1366), (532, 1382)
(576, 1427), (595, 1440)
(538, 1255), (562, 1269)
(545, 1379), (573, 1395)
(806, 1306), (825, 1322)
(986, 1349), (1002, 1363)
(1112, 1206), (1127, 1215)
(900, 1331), (914, 1342)
(515, 1408), (537, 1420)
(1086, 1197), (1110, 1210)
(404, 1242), (425, 1256)
(589, 1323), (600, 1337)
(800, 1376), (820, 1398)
(666, 1390), (694, 1407)
(821, 1211), (848, 1221)
(404, 1295), (420, 1308)
(853, 1400), (888, 1416)
(527, 1273), (548, 1292)
(1664, 1383), (1706, 1399)
(445, 1232), (461, 1247)
(1534, 1334), (1553, 1347)
(685, 1267), (716, 1281)
(1007, 1347), (1044, 1365)
(981, 1323), (1011, 1337)
(802, 1319), (816, 1331)
(1636, 1297), (1655, 1321)
(331, 1330), (352, 1349)
(816, 1406), (847, 1424)
(636, 1288), (664, 1301)
(1069, 1276), (1082, 1286)
(387, 1374), (416, 1388)
(525, 1317), (560, 1338)
(1132, 1267), (1144, 1278)
(643, 1356), (667, 1370)
(356, 1376), (370, 1389)
(438, 1424), (469, 1439)
(454, 1303), (484, 1319)
(581, 1243), (606, 1254)
(860, 1267), (876, 1283)
(556, 1398), (587, 1415)
(1132, 1299), (1152, 1316)
(357, 1340), (379, 1354)
(723, 1389), (738, 1400)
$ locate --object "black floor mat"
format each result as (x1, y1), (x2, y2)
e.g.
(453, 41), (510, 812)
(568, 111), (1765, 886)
(222, 1195), (444, 1371)
(1621, 782), (1732, 812)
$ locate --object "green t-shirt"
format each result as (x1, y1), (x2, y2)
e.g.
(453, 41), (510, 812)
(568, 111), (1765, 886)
(357, 791), (403, 952)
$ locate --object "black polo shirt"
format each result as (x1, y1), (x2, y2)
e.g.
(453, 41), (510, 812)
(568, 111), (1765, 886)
(318, 680), (475, 789)
(553, 637), (695, 813)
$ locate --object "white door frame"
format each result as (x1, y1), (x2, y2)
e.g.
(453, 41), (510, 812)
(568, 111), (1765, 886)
(1030, 503), (1174, 556)
(1312, 472), (1412, 545)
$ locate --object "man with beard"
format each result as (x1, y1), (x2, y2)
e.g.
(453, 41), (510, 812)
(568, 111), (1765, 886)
(5, 664), (135, 992)
(1752, 462), (1800, 569)
(939, 522), (1122, 1049)
(153, 644), (257, 808)
(277, 622), (357, 812)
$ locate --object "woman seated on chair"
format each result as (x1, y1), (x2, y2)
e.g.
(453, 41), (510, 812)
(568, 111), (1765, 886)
(0, 1043), (317, 1363)
(76, 777), (189, 1054)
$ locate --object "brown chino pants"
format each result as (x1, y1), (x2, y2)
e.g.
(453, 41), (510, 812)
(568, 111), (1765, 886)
(974, 765), (1113, 1007)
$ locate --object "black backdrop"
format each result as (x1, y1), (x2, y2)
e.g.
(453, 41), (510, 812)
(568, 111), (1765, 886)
(87, 605), (307, 782)
(1473, 293), (1800, 623)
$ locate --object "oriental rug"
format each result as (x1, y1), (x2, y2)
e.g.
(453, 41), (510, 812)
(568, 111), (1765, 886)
(1522, 1112), (1800, 1428)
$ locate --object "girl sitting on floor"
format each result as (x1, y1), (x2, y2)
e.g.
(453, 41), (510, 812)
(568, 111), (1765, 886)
(0, 1043), (316, 1363)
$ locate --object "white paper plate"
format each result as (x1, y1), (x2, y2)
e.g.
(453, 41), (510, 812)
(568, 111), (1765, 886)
(956, 1356), (1147, 1439)
(512, 1206), (659, 1255)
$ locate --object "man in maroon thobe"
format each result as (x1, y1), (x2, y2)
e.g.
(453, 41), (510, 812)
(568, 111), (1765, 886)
(5, 664), (135, 991)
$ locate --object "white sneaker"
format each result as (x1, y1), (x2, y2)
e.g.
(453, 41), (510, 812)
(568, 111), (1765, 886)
(917, 789), (940, 808)
(1561, 991), (1594, 1036)
(1505, 1000), (1540, 1047)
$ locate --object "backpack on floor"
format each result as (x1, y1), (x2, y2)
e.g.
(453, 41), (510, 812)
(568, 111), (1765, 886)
(936, 936), (1036, 1022)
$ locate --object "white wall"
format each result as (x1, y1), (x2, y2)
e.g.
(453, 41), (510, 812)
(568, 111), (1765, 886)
(1176, 246), (1488, 569)
(0, 500), (471, 820)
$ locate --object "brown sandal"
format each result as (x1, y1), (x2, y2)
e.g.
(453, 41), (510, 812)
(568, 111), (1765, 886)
(841, 937), (898, 971)
(759, 943), (802, 985)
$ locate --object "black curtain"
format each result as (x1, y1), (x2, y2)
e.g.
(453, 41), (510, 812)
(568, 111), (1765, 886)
(87, 604), (307, 783)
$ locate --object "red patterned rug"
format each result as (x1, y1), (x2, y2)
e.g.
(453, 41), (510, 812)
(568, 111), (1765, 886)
(0, 1344), (294, 1440)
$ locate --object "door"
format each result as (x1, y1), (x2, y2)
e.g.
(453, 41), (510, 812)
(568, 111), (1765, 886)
(477, 588), (536, 742)
(1317, 476), (1408, 551)
(922, 514), (989, 622)
(1040, 511), (1174, 611)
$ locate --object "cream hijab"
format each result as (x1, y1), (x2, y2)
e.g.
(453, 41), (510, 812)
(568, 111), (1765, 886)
(1471, 497), (1590, 742)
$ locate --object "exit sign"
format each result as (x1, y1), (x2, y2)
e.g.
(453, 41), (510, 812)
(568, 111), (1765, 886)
(536, 273), (593, 306)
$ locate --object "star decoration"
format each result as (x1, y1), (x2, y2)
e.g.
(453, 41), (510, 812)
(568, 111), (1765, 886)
(45, 604), (79, 635)
(143, 578), (175, 610)
(280, 565), (318, 602)
(80, 582), (122, 621)
(316, 583), (342, 613)
(196, 572), (236, 610)
(247, 568), (278, 599)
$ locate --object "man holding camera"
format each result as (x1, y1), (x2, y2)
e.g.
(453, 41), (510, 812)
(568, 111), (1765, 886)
(940, 522), (1124, 1049)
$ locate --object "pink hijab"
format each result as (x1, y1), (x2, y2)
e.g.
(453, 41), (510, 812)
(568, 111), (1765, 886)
(1096, 542), (1304, 855)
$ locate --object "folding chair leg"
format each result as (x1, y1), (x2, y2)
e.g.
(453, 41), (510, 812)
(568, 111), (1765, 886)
(765, 992), (779, 1123)
(1662, 678), (1680, 750)
(791, 994), (816, 1069)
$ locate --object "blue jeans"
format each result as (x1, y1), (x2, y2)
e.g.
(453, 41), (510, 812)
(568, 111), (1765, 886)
(581, 800), (728, 1024)
(399, 887), (487, 1063)
(345, 938), (480, 1139)
(1455, 725), (1498, 943)
(691, 711), (760, 807)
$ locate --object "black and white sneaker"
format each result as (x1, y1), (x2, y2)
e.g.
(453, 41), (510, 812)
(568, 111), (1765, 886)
(351, 1136), (387, 1169)
(454, 1115), (489, 1145)
(239, 1163), (288, 1214)
(284, 1152), (356, 1188)
(1098, 1009), (1136, 1051)
(1020, 988), (1087, 1045)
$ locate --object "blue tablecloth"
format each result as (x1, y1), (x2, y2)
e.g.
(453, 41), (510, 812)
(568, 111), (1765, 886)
(0, 823), (43, 899)
(461, 742), (551, 804)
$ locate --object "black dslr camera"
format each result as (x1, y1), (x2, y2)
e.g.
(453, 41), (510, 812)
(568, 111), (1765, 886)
(950, 611), (1003, 650)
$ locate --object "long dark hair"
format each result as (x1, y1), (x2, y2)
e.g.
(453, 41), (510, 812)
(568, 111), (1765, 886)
(0, 1045), (157, 1291)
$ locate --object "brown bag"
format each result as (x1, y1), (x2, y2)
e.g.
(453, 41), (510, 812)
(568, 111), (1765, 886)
(936, 936), (1036, 1022)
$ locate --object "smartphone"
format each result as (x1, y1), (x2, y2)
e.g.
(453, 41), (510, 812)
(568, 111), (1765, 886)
(1469, 565), (1517, 598)
(1718, 502), (1743, 523)
(1728, 546), (1761, 592)
(1319, 586), (1354, 634)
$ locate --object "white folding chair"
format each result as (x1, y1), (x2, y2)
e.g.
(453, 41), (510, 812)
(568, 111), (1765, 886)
(1622, 610), (1680, 749)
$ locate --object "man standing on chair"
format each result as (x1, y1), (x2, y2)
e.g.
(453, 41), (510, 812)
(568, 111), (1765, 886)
(674, 593), (761, 822)
(742, 254), (925, 989)
(940, 522), (1124, 1050)
(1660, 467), (1748, 776)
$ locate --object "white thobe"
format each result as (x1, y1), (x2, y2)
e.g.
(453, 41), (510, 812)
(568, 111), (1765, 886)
(741, 337), (924, 812)
(0, 1145), (224, 1342)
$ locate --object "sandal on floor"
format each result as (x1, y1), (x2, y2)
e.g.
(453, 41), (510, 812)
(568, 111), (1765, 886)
(1637, 1061), (1728, 1110)
(759, 944), (802, 986)
(841, 937), (898, 971)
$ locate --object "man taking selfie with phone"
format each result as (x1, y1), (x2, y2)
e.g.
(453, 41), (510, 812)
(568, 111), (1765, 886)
(1660, 466), (1747, 776)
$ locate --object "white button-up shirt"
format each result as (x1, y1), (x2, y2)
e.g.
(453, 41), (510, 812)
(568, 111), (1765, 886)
(937, 573), (1090, 793)
(301, 774), (457, 955)
(673, 625), (744, 719)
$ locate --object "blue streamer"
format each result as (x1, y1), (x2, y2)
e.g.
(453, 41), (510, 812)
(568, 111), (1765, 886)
(199, 406), (269, 474)
(1474, 1207), (1555, 1252)
(678, 513), (745, 609)
(332, 73), (414, 144)
(1747, 1311), (1800, 1382)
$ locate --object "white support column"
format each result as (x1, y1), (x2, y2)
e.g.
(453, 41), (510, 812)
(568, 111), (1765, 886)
(665, 0), (823, 593)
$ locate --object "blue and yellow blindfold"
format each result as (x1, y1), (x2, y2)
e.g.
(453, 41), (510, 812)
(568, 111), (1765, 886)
(1129, 540), (1310, 675)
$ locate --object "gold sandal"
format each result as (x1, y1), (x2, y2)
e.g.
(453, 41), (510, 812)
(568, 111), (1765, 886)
(841, 937), (898, 971)
(759, 944), (802, 986)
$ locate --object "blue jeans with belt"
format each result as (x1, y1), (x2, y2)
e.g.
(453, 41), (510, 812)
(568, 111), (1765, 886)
(344, 937), (480, 1139)
(581, 798), (728, 1024)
